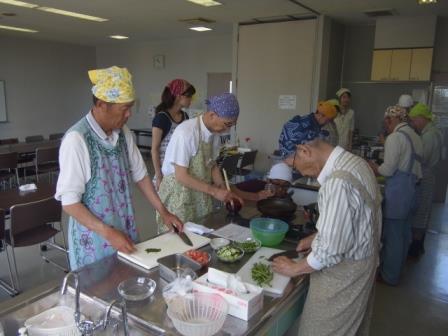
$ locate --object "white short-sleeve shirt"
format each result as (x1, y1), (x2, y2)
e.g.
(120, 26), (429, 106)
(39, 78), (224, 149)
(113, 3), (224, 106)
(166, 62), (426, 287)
(55, 111), (148, 206)
(161, 115), (214, 176)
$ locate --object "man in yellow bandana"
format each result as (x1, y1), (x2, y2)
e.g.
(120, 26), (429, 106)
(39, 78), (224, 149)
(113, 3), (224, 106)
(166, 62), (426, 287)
(55, 66), (182, 270)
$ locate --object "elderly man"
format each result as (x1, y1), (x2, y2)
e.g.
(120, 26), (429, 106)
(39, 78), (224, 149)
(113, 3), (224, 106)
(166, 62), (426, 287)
(157, 93), (245, 231)
(272, 139), (381, 336)
(55, 66), (182, 271)
(408, 103), (443, 257)
(278, 101), (337, 158)
(334, 88), (355, 150)
(369, 106), (422, 285)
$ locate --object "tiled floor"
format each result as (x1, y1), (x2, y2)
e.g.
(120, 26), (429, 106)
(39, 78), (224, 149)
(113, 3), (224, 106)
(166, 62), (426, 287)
(1, 177), (447, 335)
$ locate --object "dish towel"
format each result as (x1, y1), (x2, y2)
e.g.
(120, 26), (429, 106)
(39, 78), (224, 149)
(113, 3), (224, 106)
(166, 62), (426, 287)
(184, 222), (214, 235)
(19, 183), (37, 191)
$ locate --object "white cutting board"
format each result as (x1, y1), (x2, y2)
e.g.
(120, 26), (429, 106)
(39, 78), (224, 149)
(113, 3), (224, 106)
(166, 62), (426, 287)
(237, 247), (291, 296)
(118, 232), (210, 270)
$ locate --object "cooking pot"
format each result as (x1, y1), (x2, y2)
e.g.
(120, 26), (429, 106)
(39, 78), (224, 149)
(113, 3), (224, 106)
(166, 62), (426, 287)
(257, 197), (297, 218)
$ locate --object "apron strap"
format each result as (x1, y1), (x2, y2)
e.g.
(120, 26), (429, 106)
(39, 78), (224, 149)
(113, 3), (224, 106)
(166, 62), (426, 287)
(397, 130), (421, 174)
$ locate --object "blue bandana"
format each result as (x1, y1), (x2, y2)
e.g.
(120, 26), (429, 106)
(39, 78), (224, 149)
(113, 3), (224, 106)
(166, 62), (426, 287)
(278, 112), (329, 158)
(206, 93), (239, 119)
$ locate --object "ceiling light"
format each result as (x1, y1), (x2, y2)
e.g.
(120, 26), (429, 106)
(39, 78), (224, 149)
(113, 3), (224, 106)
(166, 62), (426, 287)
(110, 35), (129, 40)
(0, 0), (38, 8)
(418, 0), (437, 4)
(0, 23), (37, 32)
(187, 0), (222, 7)
(189, 26), (212, 32)
(37, 7), (108, 22)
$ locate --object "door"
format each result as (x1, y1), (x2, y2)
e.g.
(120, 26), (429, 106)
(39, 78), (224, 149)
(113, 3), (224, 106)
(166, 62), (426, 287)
(390, 49), (412, 81)
(371, 50), (392, 81)
(410, 48), (433, 81)
(236, 20), (318, 171)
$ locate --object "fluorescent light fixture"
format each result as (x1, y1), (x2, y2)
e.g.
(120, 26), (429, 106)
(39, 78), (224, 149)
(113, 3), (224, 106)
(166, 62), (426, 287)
(110, 35), (129, 40)
(0, 24), (37, 32)
(37, 7), (108, 22)
(418, 0), (437, 3)
(0, 0), (38, 8)
(187, 0), (222, 7)
(189, 26), (212, 32)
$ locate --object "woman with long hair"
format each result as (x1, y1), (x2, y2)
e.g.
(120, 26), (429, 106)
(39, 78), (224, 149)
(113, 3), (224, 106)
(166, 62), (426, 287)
(151, 79), (195, 190)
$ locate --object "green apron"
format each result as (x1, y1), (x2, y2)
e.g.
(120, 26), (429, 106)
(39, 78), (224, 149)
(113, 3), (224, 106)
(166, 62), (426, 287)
(157, 116), (214, 233)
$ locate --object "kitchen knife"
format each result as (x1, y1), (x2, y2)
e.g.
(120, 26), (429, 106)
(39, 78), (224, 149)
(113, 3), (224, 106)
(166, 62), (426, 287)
(268, 250), (299, 261)
(174, 226), (193, 246)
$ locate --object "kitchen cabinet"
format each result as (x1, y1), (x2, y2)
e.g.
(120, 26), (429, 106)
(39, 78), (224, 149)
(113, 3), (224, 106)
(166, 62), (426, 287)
(410, 48), (433, 81)
(371, 48), (433, 81)
(371, 50), (392, 81)
(390, 49), (412, 80)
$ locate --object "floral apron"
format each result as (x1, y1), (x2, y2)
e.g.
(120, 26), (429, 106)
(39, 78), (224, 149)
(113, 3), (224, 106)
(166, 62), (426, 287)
(67, 118), (138, 271)
(157, 116), (213, 233)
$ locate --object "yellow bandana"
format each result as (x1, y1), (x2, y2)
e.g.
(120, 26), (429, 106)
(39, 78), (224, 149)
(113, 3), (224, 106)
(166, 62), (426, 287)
(88, 66), (135, 103)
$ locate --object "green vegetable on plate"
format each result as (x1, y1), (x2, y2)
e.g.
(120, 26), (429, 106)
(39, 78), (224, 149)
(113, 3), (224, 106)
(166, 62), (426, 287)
(251, 262), (273, 287)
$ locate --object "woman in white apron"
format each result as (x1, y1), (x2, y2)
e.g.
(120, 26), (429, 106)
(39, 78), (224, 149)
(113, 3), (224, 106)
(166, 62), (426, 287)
(151, 79), (194, 190)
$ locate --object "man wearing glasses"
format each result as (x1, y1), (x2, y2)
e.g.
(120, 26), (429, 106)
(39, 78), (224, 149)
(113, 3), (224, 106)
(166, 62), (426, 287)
(156, 93), (246, 231)
(273, 139), (381, 336)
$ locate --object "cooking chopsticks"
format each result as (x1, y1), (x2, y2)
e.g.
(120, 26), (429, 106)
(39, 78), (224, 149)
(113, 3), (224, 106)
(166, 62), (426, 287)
(222, 168), (234, 210)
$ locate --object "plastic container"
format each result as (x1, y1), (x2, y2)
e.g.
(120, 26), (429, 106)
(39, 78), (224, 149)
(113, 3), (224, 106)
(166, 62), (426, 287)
(118, 277), (156, 301)
(24, 306), (80, 336)
(250, 218), (289, 247)
(167, 293), (228, 336)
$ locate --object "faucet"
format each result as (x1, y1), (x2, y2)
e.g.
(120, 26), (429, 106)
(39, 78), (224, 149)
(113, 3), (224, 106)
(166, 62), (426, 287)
(60, 272), (81, 325)
(103, 299), (129, 336)
(61, 272), (129, 336)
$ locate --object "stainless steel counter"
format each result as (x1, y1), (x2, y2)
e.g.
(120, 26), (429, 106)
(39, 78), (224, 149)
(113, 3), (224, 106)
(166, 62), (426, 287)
(0, 205), (309, 335)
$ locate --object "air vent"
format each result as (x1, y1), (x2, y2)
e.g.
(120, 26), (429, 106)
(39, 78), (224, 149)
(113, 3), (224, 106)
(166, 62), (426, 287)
(364, 9), (397, 18)
(179, 17), (215, 25)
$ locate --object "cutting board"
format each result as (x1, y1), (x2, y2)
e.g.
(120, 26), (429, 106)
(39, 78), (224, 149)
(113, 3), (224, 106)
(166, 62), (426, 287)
(118, 232), (210, 270)
(236, 247), (291, 296)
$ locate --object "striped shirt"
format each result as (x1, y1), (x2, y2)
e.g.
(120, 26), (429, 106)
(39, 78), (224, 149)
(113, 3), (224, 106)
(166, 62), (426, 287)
(307, 146), (382, 270)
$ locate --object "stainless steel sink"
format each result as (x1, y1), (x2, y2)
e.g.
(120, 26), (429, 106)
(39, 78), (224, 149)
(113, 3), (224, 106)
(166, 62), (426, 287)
(0, 285), (152, 335)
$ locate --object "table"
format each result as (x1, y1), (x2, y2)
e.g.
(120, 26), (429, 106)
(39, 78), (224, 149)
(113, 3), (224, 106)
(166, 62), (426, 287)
(131, 128), (152, 151)
(0, 183), (56, 210)
(0, 140), (60, 155)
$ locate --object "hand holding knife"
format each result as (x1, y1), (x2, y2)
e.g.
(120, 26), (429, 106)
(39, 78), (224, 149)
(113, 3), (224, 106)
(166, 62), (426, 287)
(173, 225), (193, 246)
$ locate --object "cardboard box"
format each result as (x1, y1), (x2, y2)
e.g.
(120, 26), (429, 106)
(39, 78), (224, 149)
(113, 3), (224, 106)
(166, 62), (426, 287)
(192, 268), (263, 321)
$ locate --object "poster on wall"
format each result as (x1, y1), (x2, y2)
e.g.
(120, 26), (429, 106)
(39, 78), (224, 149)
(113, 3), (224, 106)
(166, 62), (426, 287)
(0, 81), (7, 122)
(278, 95), (297, 110)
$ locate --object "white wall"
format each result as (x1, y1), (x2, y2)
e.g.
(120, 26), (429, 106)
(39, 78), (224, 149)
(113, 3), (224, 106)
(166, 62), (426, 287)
(236, 20), (318, 171)
(95, 34), (233, 130)
(0, 35), (96, 140)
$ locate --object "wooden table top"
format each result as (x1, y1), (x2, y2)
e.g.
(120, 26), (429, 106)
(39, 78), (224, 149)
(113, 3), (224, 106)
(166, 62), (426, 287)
(0, 183), (56, 210)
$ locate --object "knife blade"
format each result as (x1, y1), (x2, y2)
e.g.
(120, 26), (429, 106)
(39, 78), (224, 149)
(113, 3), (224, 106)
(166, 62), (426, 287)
(174, 226), (193, 246)
(268, 250), (299, 262)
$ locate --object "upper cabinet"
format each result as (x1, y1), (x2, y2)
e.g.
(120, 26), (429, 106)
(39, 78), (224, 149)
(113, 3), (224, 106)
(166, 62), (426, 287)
(371, 48), (433, 81)
(409, 48), (433, 81)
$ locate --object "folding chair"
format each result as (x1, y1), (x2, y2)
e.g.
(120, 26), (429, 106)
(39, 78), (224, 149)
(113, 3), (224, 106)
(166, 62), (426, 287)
(25, 135), (44, 143)
(0, 152), (20, 189)
(5, 197), (69, 291)
(0, 209), (18, 296)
